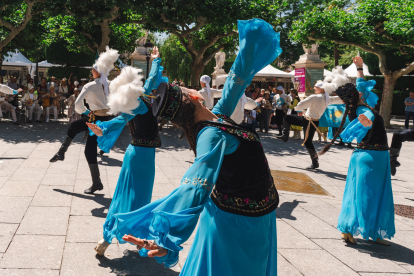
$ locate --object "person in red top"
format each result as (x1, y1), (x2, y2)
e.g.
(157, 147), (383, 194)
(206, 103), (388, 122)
(68, 73), (79, 94)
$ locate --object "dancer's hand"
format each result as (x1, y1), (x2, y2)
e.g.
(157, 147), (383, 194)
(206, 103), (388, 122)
(86, 122), (103, 136)
(358, 114), (372, 127)
(122, 234), (168, 257)
(151, 46), (160, 59)
(352, 56), (363, 67)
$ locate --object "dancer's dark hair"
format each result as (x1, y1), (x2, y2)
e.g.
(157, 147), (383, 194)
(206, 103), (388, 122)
(318, 97), (377, 156)
(171, 96), (197, 155)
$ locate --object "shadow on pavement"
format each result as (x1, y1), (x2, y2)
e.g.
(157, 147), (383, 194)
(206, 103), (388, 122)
(287, 165), (347, 181)
(355, 239), (414, 267)
(96, 249), (179, 276)
(276, 199), (306, 220)
(53, 189), (111, 218)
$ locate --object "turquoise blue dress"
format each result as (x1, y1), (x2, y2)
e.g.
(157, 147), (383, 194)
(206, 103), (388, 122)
(337, 105), (395, 240)
(111, 19), (282, 275)
(90, 58), (167, 244)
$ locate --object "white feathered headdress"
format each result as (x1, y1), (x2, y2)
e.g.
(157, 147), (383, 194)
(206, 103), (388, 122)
(93, 46), (119, 99)
(321, 66), (350, 105)
(107, 66), (145, 115)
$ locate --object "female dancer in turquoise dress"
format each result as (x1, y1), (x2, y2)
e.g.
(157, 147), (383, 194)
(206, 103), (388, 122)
(108, 19), (281, 275)
(319, 57), (394, 245)
(87, 47), (168, 255)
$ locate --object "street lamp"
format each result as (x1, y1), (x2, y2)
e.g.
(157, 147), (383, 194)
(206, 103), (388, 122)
(144, 40), (154, 80)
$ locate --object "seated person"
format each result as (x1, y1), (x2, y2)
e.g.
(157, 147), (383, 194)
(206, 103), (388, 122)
(46, 85), (59, 123)
(21, 84), (42, 123)
(0, 83), (22, 125)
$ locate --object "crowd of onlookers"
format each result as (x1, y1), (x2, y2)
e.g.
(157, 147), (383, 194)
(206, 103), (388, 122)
(0, 74), (86, 125)
(242, 84), (301, 136)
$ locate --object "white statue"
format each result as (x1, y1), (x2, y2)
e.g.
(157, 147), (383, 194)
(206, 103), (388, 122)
(215, 52), (226, 70)
(302, 43), (319, 55)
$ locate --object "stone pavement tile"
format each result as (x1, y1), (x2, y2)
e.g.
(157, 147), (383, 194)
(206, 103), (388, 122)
(159, 166), (187, 179)
(41, 173), (75, 186)
(0, 178), (8, 190)
(152, 183), (176, 198)
(0, 180), (40, 197)
(46, 162), (78, 174)
(154, 170), (173, 184)
(359, 274), (414, 276)
(66, 216), (106, 243)
(320, 184), (345, 199)
(400, 265), (414, 274)
(74, 179), (109, 196)
(395, 220), (414, 231)
(278, 193), (335, 209)
(20, 158), (51, 169)
(17, 206), (70, 236)
(0, 235), (65, 269)
(0, 158), (26, 167)
(278, 209), (340, 239)
(304, 205), (341, 228)
(313, 238), (409, 273)
(0, 224), (18, 253)
(395, 215), (414, 229)
(0, 269), (59, 276)
(9, 168), (47, 181)
(277, 253), (303, 276)
(156, 157), (185, 167)
(31, 185), (74, 207)
(60, 242), (123, 276)
(117, 243), (181, 275)
(0, 196), (32, 223)
(277, 220), (321, 249)
(0, 166), (18, 178)
(392, 183), (414, 193)
(279, 248), (360, 276)
(70, 193), (110, 217)
(2, 149), (33, 158)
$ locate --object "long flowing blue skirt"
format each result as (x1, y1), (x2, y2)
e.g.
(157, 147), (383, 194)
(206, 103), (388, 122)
(180, 199), (277, 276)
(103, 144), (156, 244)
(337, 149), (395, 240)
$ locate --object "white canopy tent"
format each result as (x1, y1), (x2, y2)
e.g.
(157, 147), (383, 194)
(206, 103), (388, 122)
(2, 50), (33, 67)
(255, 64), (294, 78)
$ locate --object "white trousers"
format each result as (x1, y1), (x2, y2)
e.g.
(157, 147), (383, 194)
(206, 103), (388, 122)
(27, 105), (42, 120)
(46, 106), (58, 119)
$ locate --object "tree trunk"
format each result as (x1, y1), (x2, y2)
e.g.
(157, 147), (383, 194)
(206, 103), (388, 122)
(379, 73), (397, 128)
(334, 44), (339, 67)
(190, 60), (204, 87)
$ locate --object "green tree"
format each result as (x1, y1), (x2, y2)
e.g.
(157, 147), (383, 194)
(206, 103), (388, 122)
(131, 0), (280, 86)
(291, 0), (414, 127)
(47, 1), (144, 54)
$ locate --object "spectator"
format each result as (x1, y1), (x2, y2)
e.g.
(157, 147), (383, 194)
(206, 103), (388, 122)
(79, 80), (86, 91)
(47, 76), (56, 90)
(21, 74), (32, 92)
(212, 85), (217, 89)
(273, 86), (291, 135)
(218, 84), (224, 89)
(45, 85), (58, 123)
(38, 77), (48, 117)
(243, 109), (257, 130)
(58, 78), (69, 118)
(21, 84), (42, 123)
(65, 87), (82, 123)
(172, 78), (178, 85)
(259, 88), (265, 98)
(194, 86), (199, 90)
(404, 90), (414, 129)
(245, 87), (252, 98)
(260, 91), (273, 133)
(7, 77), (19, 109)
(68, 73), (79, 94)
(1, 80), (22, 125)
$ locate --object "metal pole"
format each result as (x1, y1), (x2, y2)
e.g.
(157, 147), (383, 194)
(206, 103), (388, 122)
(146, 54), (150, 80)
(35, 50), (39, 87)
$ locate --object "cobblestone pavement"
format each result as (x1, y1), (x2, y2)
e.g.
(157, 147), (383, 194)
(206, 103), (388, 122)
(0, 117), (413, 276)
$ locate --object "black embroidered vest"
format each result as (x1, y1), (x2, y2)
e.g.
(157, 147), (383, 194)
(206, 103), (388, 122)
(357, 112), (389, 151)
(128, 96), (161, 148)
(196, 115), (279, 217)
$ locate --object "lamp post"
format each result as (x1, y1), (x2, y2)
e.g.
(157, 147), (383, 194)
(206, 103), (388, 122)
(143, 40), (154, 80)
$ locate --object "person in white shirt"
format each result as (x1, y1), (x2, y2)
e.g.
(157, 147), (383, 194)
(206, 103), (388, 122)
(243, 109), (257, 130)
(276, 71), (347, 169)
(0, 84), (22, 125)
(50, 47), (119, 195)
(21, 84), (42, 123)
(47, 76), (56, 90)
(45, 85), (59, 122)
(273, 86), (291, 135)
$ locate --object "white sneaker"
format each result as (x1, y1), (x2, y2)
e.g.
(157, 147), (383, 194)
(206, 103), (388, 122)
(46, 118), (49, 123)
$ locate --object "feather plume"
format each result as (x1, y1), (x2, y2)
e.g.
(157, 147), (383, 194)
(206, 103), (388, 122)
(321, 76), (337, 95)
(93, 46), (119, 76)
(107, 66), (145, 115)
(331, 66), (349, 87)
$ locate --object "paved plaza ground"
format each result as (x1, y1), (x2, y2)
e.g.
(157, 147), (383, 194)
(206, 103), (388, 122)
(0, 117), (413, 276)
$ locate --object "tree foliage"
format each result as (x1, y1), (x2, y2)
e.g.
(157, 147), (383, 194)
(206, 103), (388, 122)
(290, 0), (414, 127)
(131, 0), (281, 86)
(45, 39), (95, 66)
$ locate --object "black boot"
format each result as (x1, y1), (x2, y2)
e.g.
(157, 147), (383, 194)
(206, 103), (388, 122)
(306, 149), (319, 169)
(84, 163), (104, 194)
(50, 136), (73, 162)
(98, 150), (105, 156)
(275, 120), (291, 142)
(389, 147), (400, 176)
